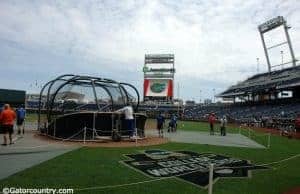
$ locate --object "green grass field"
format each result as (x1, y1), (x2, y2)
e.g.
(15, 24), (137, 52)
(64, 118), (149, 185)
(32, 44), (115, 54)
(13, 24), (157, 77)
(24, 112), (44, 122)
(1, 117), (300, 194)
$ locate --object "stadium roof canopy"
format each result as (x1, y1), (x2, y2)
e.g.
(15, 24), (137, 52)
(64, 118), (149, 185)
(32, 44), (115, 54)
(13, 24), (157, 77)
(218, 65), (300, 98)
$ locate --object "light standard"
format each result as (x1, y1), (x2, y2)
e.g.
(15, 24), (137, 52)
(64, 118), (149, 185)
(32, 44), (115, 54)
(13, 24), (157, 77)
(199, 90), (202, 104)
(177, 83), (180, 116)
(177, 83), (180, 99)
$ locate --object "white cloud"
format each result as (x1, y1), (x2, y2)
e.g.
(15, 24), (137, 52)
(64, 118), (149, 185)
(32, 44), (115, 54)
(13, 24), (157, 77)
(0, 0), (299, 100)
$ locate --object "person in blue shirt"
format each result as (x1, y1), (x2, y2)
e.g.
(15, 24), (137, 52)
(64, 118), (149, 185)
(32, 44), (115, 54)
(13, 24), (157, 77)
(168, 114), (177, 132)
(16, 105), (26, 135)
(172, 114), (177, 132)
(156, 112), (165, 137)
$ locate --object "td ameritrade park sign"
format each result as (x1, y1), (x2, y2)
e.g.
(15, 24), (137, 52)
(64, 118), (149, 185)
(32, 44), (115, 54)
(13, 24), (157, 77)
(121, 150), (267, 188)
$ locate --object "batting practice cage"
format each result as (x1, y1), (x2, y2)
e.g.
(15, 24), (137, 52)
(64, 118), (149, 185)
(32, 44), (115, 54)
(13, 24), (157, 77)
(38, 74), (147, 141)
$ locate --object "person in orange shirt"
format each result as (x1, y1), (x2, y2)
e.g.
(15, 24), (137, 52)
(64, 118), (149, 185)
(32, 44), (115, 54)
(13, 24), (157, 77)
(0, 104), (16, 146)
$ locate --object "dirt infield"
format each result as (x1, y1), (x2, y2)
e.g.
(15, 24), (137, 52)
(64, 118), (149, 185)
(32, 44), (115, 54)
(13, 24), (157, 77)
(35, 131), (169, 148)
(78, 136), (168, 147)
(20, 121), (169, 148)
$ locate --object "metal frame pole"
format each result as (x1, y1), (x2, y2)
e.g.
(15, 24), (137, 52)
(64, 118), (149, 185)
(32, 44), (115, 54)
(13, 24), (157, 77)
(93, 112), (96, 139)
(135, 114), (137, 146)
(118, 113), (120, 132)
(208, 163), (214, 194)
(172, 55), (175, 101)
(144, 54), (146, 101)
(83, 126), (86, 144)
(268, 133), (271, 148)
(259, 31), (272, 72)
(283, 22), (297, 67)
(53, 119), (56, 137)
(46, 122), (49, 135)
(91, 80), (101, 111)
(111, 113), (114, 138)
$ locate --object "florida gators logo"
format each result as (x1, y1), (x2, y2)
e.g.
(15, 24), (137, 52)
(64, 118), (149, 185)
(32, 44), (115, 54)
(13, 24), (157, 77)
(150, 83), (166, 93)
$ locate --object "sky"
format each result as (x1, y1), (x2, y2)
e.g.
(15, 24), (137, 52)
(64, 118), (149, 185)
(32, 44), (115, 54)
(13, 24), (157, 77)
(0, 0), (299, 101)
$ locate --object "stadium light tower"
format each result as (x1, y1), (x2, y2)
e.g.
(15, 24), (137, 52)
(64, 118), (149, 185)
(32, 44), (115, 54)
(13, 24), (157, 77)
(258, 16), (297, 72)
(177, 83), (180, 99)
(199, 90), (202, 103)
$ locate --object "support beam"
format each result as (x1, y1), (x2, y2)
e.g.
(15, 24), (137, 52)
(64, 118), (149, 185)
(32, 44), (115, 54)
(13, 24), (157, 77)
(283, 23), (297, 67)
(259, 32), (271, 72)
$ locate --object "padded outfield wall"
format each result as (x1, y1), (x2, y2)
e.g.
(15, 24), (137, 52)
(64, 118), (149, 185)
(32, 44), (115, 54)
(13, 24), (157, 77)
(0, 89), (26, 107)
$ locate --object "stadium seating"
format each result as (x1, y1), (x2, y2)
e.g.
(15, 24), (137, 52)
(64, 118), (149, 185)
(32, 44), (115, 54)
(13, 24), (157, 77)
(219, 66), (300, 97)
(183, 99), (300, 124)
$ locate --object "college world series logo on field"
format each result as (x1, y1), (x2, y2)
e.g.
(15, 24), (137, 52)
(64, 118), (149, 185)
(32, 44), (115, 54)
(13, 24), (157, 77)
(121, 150), (267, 188)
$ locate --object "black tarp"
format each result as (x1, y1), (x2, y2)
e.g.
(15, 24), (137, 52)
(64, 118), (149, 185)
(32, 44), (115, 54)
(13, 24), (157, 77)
(47, 112), (147, 140)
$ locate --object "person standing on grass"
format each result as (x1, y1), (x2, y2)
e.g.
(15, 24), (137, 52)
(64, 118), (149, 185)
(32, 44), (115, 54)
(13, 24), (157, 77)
(156, 112), (165, 137)
(168, 114), (177, 132)
(220, 115), (227, 136)
(208, 113), (216, 135)
(167, 114), (174, 133)
(16, 105), (26, 135)
(0, 104), (16, 146)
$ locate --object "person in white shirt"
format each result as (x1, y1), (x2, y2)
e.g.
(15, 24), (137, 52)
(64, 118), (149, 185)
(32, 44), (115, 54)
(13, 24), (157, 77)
(220, 115), (227, 136)
(116, 105), (135, 137)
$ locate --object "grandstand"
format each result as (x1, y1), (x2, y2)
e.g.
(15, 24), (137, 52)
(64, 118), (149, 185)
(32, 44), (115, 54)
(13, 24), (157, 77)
(26, 94), (45, 109)
(218, 65), (300, 100)
(183, 66), (300, 131)
(183, 99), (300, 121)
(184, 16), (300, 132)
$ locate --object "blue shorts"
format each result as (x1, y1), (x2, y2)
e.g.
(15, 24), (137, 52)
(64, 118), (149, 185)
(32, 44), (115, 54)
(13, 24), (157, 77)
(125, 119), (135, 136)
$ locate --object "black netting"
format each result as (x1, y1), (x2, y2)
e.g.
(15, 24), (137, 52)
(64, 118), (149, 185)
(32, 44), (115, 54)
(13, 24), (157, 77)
(47, 112), (147, 139)
(38, 74), (145, 140)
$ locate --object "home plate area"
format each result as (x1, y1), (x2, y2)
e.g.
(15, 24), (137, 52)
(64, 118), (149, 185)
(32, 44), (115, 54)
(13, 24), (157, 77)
(121, 149), (267, 188)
